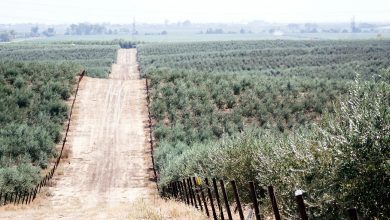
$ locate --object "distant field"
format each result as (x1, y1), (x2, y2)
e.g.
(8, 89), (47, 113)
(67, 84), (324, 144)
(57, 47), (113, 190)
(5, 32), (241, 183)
(23, 32), (387, 43)
(0, 41), (118, 77)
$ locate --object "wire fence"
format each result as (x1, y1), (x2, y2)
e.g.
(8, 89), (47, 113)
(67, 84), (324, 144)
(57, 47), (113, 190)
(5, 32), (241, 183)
(162, 176), (360, 220)
(145, 77), (158, 182)
(0, 70), (85, 206)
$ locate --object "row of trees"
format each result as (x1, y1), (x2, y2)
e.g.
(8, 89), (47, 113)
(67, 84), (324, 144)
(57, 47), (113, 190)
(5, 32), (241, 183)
(0, 27), (52, 42)
(0, 61), (78, 194)
(0, 30), (16, 42)
(138, 40), (386, 55)
(65, 23), (106, 35)
(148, 68), (345, 143)
(138, 40), (390, 218)
(139, 40), (390, 80)
(65, 23), (120, 35)
(0, 41), (118, 77)
(28, 26), (56, 37)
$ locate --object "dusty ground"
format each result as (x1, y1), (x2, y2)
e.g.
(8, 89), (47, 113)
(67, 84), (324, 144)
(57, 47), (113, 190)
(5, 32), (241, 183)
(0, 49), (205, 220)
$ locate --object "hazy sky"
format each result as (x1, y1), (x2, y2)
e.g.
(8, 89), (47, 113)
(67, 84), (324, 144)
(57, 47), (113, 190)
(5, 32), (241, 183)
(1, 0), (389, 24)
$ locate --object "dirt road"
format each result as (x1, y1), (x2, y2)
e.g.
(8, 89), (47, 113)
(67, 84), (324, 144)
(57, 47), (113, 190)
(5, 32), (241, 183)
(0, 49), (159, 219)
(46, 48), (156, 210)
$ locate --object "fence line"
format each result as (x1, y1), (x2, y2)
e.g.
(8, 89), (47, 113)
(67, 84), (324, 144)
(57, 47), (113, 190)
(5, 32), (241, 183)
(162, 176), (360, 220)
(0, 70), (85, 206)
(145, 78), (158, 182)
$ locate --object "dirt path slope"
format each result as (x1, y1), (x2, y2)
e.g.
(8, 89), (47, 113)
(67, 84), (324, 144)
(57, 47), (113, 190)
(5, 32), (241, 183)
(43, 48), (156, 212)
(0, 49), (159, 219)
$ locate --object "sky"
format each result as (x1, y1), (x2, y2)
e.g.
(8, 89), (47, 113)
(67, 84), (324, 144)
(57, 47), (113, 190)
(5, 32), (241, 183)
(0, 0), (389, 24)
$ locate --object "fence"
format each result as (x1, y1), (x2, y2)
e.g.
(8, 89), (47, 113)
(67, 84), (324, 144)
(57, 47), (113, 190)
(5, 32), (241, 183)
(0, 70), (85, 206)
(145, 78), (158, 182)
(162, 176), (360, 220)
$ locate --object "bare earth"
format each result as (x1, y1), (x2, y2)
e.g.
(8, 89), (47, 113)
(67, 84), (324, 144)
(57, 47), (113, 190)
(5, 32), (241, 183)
(0, 49), (204, 219)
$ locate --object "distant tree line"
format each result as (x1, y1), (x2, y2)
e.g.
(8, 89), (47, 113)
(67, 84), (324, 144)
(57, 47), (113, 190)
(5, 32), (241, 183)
(0, 32), (11, 42)
(119, 41), (136, 49)
(65, 23), (121, 35)
(0, 27), (57, 42)
(205, 28), (224, 34)
(65, 23), (106, 35)
(42, 27), (56, 37)
(0, 30), (16, 42)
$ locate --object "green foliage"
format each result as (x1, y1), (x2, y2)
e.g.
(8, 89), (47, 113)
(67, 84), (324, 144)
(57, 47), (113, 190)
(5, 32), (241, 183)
(65, 23), (107, 35)
(139, 40), (390, 80)
(139, 40), (390, 218)
(119, 41), (137, 49)
(0, 61), (78, 193)
(147, 69), (341, 142)
(156, 78), (389, 219)
(314, 75), (390, 218)
(0, 32), (12, 42)
(0, 163), (40, 194)
(0, 41), (118, 77)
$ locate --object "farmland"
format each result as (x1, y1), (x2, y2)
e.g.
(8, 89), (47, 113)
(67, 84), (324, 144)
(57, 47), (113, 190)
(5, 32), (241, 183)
(138, 40), (390, 218)
(0, 38), (388, 219)
(0, 41), (118, 77)
(0, 41), (117, 195)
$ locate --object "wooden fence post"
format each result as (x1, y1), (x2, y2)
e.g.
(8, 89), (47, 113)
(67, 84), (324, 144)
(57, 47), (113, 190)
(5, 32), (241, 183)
(186, 178), (194, 206)
(231, 180), (244, 220)
(13, 192), (18, 205)
(182, 180), (190, 205)
(295, 191), (308, 220)
(26, 191), (29, 204)
(169, 183), (173, 197)
(205, 178), (218, 220)
(192, 177), (203, 211)
(220, 180), (233, 220)
(174, 182), (179, 198)
(38, 180), (43, 193)
(22, 191), (28, 205)
(171, 182), (175, 198)
(249, 181), (262, 220)
(268, 186), (281, 220)
(212, 178), (225, 220)
(347, 207), (359, 220)
(33, 185), (38, 200)
(177, 181), (182, 199)
(15, 191), (21, 204)
(180, 181), (186, 202)
(28, 191), (33, 204)
(4, 193), (8, 205)
(189, 178), (198, 209)
(176, 181), (182, 200)
(9, 193), (13, 205)
(43, 175), (47, 186)
(200, 188), (210, 217)
(17, 191), (22, 204)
